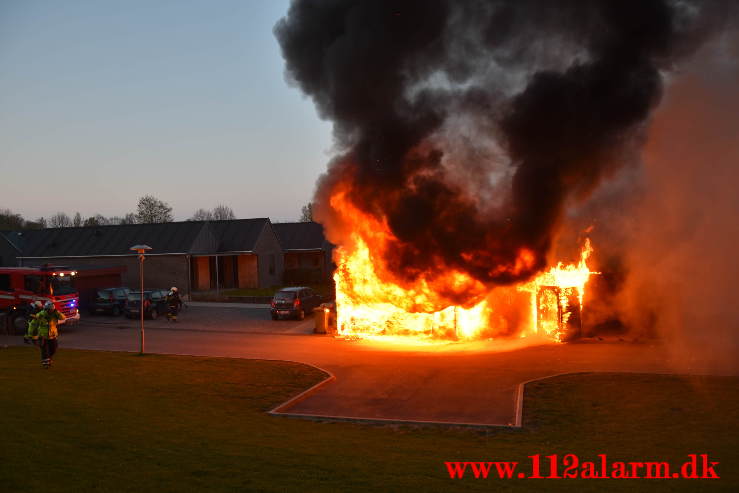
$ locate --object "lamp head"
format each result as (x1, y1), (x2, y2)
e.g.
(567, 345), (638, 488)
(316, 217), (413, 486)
(130, 244), (152, 254)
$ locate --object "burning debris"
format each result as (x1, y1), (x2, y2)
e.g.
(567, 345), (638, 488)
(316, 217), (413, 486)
(275, 1), (732, 343)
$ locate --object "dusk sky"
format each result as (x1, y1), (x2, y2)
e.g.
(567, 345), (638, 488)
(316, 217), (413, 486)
(0, 0), (332, 222)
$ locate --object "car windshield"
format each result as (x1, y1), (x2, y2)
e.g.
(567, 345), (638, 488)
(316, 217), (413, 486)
(50, 276), (76, 296)
(274, 291), (296, 300)
(97, 290), (113, 298)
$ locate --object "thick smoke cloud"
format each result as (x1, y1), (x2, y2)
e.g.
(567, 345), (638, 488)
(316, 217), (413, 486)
(615, 29), (739, 373)
(275, 0), (732, 298)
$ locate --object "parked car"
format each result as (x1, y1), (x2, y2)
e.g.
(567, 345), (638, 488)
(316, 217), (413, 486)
(124, 290), (169, 320)
(271, 287), (322, 320)
(88, 287), (131, 316)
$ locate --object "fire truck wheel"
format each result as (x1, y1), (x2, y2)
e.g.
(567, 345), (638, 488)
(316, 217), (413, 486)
(111, 306), (121, 317)
(296, 309), (305, 321)
(12, 314), (29, 336)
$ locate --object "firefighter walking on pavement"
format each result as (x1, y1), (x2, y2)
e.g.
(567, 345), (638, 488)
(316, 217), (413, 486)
(166, 287), (183, 322)
(33, 301), (66, 369)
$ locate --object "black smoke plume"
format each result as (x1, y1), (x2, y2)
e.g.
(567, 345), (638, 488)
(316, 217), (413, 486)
(275, 0), (732, 300)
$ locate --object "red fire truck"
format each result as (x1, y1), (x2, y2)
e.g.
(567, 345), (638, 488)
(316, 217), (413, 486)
(0, 265), (81, 334)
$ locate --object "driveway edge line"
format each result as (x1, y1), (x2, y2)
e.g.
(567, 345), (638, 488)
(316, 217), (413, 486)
(268, 411), (518, 429)
(268, 367), (337, 414)
(272, 371), (599, 429)
(513, 371), (594, 427)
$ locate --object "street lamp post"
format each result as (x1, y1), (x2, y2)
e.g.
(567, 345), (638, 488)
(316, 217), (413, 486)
(130, 244), (152, 354)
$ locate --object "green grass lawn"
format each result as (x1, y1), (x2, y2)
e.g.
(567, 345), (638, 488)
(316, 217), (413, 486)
(1, 347), (736, 492)
(195, 284), (334, 300)
(220, 287), (281, 297)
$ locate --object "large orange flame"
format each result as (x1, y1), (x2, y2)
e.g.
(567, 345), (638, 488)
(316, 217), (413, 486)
(331, 187), (597, 343)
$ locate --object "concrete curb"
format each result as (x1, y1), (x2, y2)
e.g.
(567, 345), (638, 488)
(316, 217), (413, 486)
(266, 366), (549, 429)
(6, 338), (700, 429)
(269, 410), (520, 429)
(268, 370), (682, 429)
(268, 369), (337, 414)
(268, 372), (523, 428)
(267, 366), (529, 429)
(513, 371), (592, 427)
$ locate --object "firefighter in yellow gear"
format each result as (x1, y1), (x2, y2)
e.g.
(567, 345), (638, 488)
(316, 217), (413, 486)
(24, 301), (44, 344)
(36, 302), (66, 368)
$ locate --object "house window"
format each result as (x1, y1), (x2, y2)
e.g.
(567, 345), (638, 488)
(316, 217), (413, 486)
(269, 254), (275, 275)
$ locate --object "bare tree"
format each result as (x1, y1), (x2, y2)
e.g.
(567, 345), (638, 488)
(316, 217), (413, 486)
(49, 212), (72, 228)
(73, 212), (83, 227)
(212, 204), (235, 220)
(135, 195), (173, 224)
(0, 209), (25, 230)
(299, 203), (313, 222)
(33, 217), (47, 229)
(84, 214), (108, 227)
(190, 208), (214, 221)
(121, 213), (137, 225)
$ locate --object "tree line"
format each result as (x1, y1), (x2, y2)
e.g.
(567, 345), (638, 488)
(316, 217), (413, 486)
(1, 196), (238, 230)
(2, 198), (315, 230)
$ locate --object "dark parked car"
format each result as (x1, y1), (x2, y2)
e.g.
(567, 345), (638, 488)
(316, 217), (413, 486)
(89, 287), (131, 316)
(124, 290), (169, 320)
(271, 287), (322, 320)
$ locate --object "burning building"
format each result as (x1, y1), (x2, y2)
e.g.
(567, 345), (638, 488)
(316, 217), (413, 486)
(275, 0), (734, 343)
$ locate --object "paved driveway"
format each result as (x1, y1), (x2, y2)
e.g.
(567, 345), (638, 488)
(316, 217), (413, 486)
(81, 302), (315, 335)
(3, 305), (736, 426)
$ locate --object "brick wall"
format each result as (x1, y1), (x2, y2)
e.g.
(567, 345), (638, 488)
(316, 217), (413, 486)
(253, 224), (284, 288)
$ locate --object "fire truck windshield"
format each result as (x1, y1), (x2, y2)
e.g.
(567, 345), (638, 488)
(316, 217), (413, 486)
(50, 276), (76, 296)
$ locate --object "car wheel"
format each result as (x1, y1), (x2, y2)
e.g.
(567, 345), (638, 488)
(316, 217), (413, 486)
(150, 309), (158, 320)
(12, 313), (29, 335)
(296, 309), (305, 321)
(271, 313), (278, 321)
(112, 306), (121, 317)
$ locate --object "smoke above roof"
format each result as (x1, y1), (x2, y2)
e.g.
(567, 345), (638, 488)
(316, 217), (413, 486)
(275, 0), (734, 289)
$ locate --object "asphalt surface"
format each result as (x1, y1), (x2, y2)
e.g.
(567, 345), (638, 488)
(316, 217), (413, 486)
(81, 303), (315, 335)
(3, 305), (735, 426)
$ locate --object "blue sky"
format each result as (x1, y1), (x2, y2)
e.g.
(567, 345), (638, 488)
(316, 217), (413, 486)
(0, 0), (332, 222)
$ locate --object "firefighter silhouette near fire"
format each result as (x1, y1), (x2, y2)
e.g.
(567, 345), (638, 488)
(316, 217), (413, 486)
(166, 287), (184, 322)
